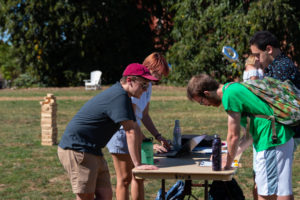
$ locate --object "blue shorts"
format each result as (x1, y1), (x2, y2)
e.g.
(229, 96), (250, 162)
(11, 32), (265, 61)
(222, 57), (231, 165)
(106, 129), (129, 154)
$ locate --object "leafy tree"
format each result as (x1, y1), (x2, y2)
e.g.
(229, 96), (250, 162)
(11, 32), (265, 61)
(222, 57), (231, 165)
(166, 0), (300, 85)
(0, 0), (167, 86)
(0, 41), (21, 82)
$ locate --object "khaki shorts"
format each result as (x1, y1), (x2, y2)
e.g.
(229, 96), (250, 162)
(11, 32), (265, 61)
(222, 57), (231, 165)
(57, 147), (111, 194)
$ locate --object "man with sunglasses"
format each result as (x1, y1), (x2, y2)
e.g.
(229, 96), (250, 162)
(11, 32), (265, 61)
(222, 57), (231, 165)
(187, 73), (295, 200)
(57, 63), (158, 200)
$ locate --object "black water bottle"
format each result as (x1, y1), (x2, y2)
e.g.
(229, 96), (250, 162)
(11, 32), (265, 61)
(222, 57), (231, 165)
(212, 134), (222, 171)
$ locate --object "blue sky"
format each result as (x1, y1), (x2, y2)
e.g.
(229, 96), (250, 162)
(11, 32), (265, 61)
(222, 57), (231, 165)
(0, 31), (10, 42)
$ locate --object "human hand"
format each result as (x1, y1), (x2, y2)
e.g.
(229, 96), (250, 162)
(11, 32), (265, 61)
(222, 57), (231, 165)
(210, 154), (229, 170)
(157, 135), (171, 150)
(222, 155), (235, 170)
(210, 153), (227, 162)
(221, 154), (227, 166)
(223, 165), (233, 170)
(153, 144), (168, 153)
(135, 164), (159, 170)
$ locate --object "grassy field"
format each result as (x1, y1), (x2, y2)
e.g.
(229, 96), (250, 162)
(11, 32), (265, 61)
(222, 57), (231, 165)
(0, 86), (300, 200)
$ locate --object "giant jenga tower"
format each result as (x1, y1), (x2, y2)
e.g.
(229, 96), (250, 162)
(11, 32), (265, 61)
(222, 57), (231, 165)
(40, 93), (57, 146)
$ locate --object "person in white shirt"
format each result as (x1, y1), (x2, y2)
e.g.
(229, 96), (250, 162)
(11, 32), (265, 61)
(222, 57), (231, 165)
(241, 54), (263, 200)
(107, 52), (170, 200)
(243, 54), (264, 81)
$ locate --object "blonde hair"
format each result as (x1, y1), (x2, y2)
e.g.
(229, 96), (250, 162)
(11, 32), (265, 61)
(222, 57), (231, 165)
(142, 52), (169, 77)
(245, 55), (256, 65)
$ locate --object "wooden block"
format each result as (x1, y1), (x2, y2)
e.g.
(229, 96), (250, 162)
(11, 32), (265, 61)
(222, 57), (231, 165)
(42, 128), (57, 135)
(41, 118), (56, 124)
(40, 94), (58, 146)
(41, 125), (55, 130)
(42, 135), (57, 140)
(41, 127), (57, 132)
(41, 141), (56, 146)
(41, 115), (56, 120)
(41, 124), (56, 128)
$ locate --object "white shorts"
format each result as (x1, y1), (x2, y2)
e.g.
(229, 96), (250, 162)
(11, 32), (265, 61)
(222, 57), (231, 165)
(254, 138), (294, 196)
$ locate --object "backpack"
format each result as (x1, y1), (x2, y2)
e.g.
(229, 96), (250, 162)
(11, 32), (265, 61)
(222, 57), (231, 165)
(226, 77), (300, 143)
(208, 178), (245, 200)
(155, 180), (185, 200)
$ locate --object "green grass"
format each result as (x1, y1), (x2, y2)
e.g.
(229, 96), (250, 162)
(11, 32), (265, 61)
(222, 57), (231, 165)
(0, 86), (299, 200)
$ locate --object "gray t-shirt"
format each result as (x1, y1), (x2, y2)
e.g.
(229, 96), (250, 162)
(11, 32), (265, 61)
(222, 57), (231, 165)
(59, 82), (136, 155)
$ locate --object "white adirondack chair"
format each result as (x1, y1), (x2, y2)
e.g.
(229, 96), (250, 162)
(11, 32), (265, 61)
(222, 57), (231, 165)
(84, 70), (102, 90)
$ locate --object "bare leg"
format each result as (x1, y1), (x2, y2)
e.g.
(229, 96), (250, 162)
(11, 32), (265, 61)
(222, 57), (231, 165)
(76, 193), (94, 200)
(112, 154), (134, 200)
(253, 174), (258, 200)
(131, 176), (144, 200)
(277, 195), (294, 200)
(258, 195), (276, 200)
(131, 129), (144, 200)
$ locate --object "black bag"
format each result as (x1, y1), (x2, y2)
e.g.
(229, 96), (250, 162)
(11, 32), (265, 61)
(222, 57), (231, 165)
(208, 178), (245, 200)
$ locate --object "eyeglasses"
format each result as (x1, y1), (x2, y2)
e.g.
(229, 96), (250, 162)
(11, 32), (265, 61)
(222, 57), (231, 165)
(193, 95), (205, 105)
(198, 97), (204, 105)
(135, 79), (149, 90)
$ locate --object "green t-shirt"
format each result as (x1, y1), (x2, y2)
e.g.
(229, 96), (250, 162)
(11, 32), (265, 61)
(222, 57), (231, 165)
(222, 83), (294, 152)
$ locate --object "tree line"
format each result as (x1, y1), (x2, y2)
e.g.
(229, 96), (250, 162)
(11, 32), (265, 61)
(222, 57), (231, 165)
(0, 0), (299, 87)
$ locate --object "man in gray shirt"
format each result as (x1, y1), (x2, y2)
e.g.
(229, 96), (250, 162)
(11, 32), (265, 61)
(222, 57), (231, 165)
(58, 63), (158, 200)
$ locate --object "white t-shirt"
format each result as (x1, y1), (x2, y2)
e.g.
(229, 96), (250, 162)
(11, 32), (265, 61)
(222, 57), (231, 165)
(131, 82), (152, 126)
(243, 69), (264, 81)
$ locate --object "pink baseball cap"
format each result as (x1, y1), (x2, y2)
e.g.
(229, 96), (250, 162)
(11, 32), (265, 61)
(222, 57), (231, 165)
(123, 63), (158, 81)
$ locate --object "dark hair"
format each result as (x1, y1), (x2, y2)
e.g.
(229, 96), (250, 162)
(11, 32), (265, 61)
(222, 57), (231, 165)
(249, 31), (280, 50)
(187, 74), (219, 101)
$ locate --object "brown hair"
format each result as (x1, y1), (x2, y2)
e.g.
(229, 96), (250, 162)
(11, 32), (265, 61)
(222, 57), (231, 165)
(142, 52), (169, 77)
(120, 76), (147, 84)
(187, 74), (219, 101)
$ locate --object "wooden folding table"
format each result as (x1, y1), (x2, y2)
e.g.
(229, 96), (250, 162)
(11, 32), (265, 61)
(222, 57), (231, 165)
(133, 152), (239, 200)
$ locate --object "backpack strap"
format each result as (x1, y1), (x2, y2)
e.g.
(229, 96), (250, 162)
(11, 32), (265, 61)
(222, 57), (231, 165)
(246, 116), (251, 138)
(253, 115), (277, 144)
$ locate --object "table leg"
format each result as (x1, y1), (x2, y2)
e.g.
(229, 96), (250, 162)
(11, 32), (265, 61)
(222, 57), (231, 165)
(162, 179), (165, 200)
(204, 180), (208, 200)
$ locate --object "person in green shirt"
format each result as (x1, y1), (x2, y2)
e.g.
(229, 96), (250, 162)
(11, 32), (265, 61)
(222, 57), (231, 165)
(187, 73), (294, 200)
